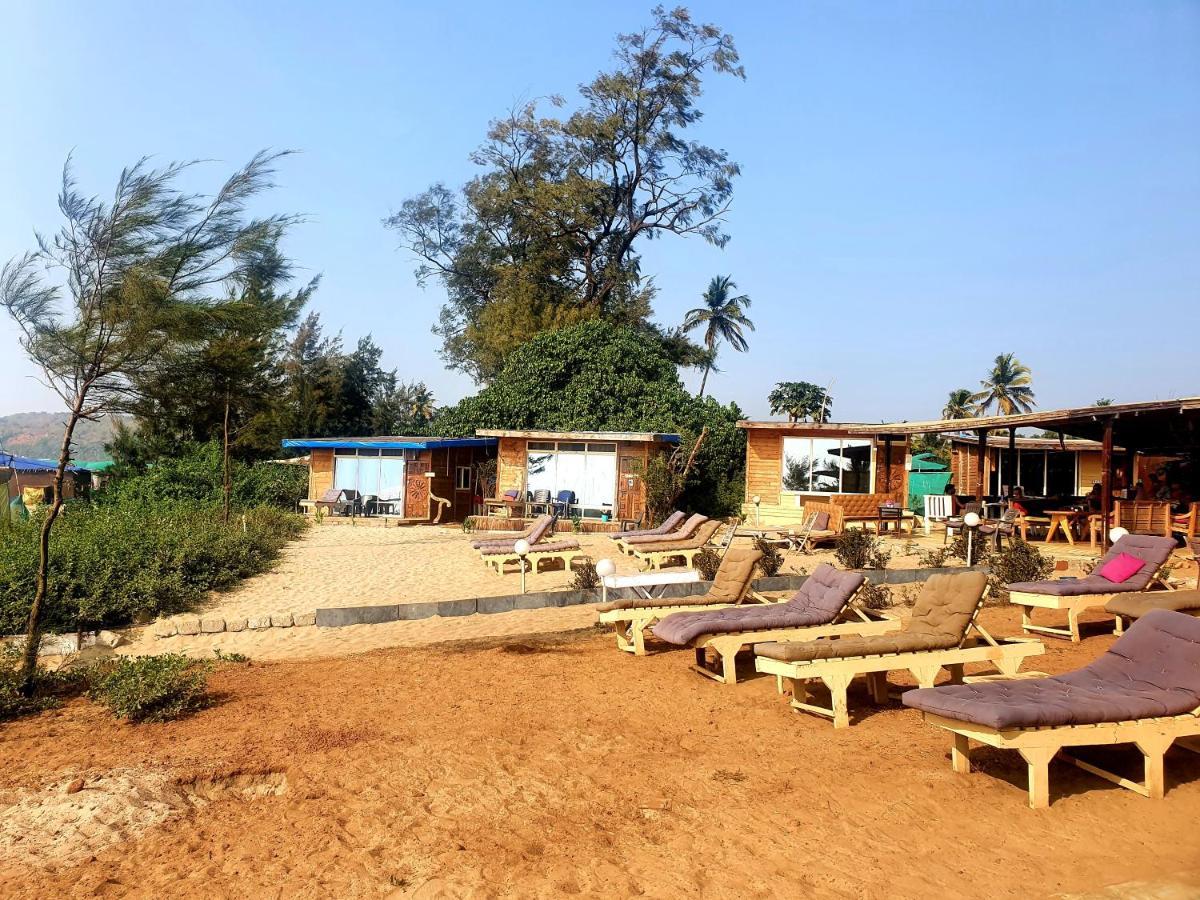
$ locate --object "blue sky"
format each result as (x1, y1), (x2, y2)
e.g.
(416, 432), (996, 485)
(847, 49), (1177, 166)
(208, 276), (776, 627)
(1, 1), (1197, 423)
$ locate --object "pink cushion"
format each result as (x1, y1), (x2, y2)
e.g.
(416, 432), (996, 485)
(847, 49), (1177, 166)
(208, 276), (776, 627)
(1098, 552), (1145, 585)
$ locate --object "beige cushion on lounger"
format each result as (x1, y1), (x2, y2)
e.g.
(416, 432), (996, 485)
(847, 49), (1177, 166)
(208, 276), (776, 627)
(1106, 589), (1200, 620)
(754, 571), (987, 662)
(631, 519), (723, 554)
(595, 547), (763, 612)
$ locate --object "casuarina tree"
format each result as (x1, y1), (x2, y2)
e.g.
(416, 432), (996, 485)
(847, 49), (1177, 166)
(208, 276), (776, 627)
(0, 151), (300, 690)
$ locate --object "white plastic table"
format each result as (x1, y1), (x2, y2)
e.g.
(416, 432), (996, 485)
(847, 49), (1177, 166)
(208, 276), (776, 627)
(601, 569), (701, 604)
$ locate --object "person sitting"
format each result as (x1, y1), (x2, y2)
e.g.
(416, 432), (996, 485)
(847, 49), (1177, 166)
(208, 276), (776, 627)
(1008, 486), (1030, 517)
(1085, 482), (1104, 514)
(944, 482), (963, 515)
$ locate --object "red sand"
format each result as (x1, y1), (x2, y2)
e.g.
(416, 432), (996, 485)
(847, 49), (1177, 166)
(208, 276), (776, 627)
(1, 605), (1198, 899)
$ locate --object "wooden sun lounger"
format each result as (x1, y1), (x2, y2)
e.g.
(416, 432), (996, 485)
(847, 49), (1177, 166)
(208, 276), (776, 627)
(755, 629), (1044, 729)
(915, 708), (1200, 809)
(597, 548), (765, 655)
(905, 610), (1200, 807)
(614, 513), (707, 555)
(627, 520), (724, 570)
(481, 542), (581, 575)
(691, 602), (899, 686)
(753, 574), (1045, 728)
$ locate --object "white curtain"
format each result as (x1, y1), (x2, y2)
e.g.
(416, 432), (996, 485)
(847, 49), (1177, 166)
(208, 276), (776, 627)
(378, 458), (406, 502)
(581, 453), (616, 507)
(334, 456), (360, 492)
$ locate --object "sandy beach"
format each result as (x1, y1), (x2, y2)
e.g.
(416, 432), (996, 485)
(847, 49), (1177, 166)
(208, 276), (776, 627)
(3, 602), (1199, 899)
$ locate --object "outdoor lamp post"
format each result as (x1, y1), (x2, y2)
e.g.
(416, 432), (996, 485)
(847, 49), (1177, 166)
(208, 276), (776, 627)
(596, 557), (616, 603)
(752, 495), (761, 527)
(514, 539), (531, 594)
(963, 511), (981, 566)
(1109, 526), (1128, 544)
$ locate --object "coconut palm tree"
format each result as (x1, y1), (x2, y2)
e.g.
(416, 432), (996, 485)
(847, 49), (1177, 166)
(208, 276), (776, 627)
(682, 275), (754, 397)
(942, 388), (976, 419)
(971, 353), (1036, 415)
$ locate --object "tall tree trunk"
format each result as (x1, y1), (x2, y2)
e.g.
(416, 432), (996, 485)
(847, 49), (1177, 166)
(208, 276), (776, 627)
(698, 364), (709, 397)
(222, 392), (232, 526)
(20, 399), (83, 693)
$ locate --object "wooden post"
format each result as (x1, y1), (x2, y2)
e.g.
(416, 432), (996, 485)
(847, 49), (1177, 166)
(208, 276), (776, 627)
(975, 429), (988, 501)
(1007, 428), (1017, 499)
(884, 437), (893, 496)
(1100, 417), (1114, 551)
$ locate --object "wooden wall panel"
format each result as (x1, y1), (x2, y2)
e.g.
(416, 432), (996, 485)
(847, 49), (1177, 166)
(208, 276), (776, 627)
(497, 437), (527, 497)
(309, 449), (334, 500)
(745, 430), (783, 505)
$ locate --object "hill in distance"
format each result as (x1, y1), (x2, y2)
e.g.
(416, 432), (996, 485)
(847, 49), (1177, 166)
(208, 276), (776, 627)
(0, 412), (124, 462)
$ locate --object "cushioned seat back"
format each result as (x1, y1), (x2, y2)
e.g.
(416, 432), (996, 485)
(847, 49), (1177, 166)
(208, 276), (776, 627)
(673, 513), (708, 541)
(783, 563), (866, 621)
(1094, 534), (1177, 590)
(654, 510), (686, 533)
(801, 501), (844, 534)
(904, 571), (988, 646)
(527, 515), (554, 544)
(1069, 608), (1200, 702)
(706, 547), (764, 604)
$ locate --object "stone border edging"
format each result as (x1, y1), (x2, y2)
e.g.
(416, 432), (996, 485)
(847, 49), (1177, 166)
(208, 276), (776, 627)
(313, 564), (990, 629)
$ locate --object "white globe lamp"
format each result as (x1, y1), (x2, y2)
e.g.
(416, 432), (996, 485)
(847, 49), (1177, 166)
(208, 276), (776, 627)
(595, 558), (616, 578)
(1109, 527), (1128, 544)
(963, 512), (981, 528)
(963, 511), (981, 566)
(514, 539), (531, 594)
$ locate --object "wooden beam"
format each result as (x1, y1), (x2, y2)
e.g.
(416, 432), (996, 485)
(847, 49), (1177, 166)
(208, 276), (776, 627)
(884, 437), (893, 495)
(1007, 428), (1017, 498)
(1100, 417), (1114, 551)
(975, 429), (988, 501)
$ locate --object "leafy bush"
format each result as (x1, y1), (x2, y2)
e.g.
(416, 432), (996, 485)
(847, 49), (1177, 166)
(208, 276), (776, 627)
(986, 539), (1054, 603)
(570, 560), (600, 591)
(0, 499), (305, 633)
(103, 442), (308, 510)
(460, 517), (476, 534)
(948, 532), (993, 567)
(834, 529), (890, 570)
(90, 654), (212, 722)
(917, 546), (951, 568)
(754, 538), (784, 577)
(0, 644), (90, 721)
(693, 548), (722, 581)
(858, 582), (893, 610)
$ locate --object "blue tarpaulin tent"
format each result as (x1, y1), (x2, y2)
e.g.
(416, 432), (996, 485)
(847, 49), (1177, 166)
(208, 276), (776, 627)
(0, 452), (83, 473)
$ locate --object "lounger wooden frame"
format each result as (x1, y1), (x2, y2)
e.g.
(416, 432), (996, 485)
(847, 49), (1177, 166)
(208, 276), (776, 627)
(754, 618), (1045, 729)
(917, 707), (1200, 808)
(598, 589), (773, 656)
(1010, 566), (1175, 643)
(613, 518), (706, 555)
(482, 547), (581, 575)
(689, 596), (902, 686)
(627, 522), (726, 571)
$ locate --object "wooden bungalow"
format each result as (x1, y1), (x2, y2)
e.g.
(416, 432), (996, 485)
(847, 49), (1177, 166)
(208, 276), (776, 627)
(739, 421), (910, 526)
(282, 436), (498, 523)
(948, 434), (1117, 499)
(474, 430), (680, 531)
(1, 452), (88, 507)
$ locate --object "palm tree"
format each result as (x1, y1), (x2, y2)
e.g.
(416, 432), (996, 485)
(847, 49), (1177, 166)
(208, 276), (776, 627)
(971, 353), (1036, 415)
(942, 388), (975, 420)
(402, 382), (436, 423)
(682, 275), (754, 396)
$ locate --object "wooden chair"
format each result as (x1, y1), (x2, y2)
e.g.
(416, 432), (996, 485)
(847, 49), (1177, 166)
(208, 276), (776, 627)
(1114, 500), (1172, 537)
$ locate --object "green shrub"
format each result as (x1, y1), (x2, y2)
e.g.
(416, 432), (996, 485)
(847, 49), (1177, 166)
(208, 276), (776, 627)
(570, 560), (600, 591)
(754, 537), (784, 577)
(834, 529), (890, 570)
(858, 582), (893, 610)
(693, 548), (722, 581)
(0, 499), (305, 634)
(0, 644), (90, 721)
(986, 539), (1054, 603)
(917, 546), (951, 568)
(90, 654), (212, 722)
(948, 532), (993, 567)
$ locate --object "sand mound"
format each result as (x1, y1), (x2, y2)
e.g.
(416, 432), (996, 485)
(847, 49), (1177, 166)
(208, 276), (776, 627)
(0, 769), (288, 868)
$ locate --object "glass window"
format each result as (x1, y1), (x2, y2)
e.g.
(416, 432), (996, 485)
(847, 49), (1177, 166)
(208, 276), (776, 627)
(357, 459), (381, 497)
(586, 443), (617, 453)
(582, 452), (617, 508)
(1046, 451), (1076, 498)
(526, 452), (557, 496)
(528, 441), (555, 451)
(781, 437), (874, 494)
(455, 466), (472, 491)
(1019, 450), (1045, 497)
(556, 442), (586, 452)
(378, 459), (406, 502)
(333, 456), (359, 492)
(357, 448), (380, 457)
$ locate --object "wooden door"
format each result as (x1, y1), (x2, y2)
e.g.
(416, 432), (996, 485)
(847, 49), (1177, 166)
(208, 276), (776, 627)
(617, 454), (645, 523)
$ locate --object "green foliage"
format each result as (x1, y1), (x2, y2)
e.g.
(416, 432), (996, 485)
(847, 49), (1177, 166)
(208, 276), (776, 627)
(213, 648), (249, 664)
(570, 560), (600, 591)
(435, 321), (745, 517)
(682, 275), (754, 396)
(693, 548), (722, 581)
(858, 582), (893, 610)
(0, 499), (304, 633)
(834, 528), (890, 570)
(948, 532), (992, 567)
(986, 539), (1054, 603)
(460, 517), (476, 534)
(105, 442), (308, 509)
(768, 382), (832, 423)
(942, 388), (976, 420)
(917, 546), (952, 568)
(90, 654), (212, 723)
(971, 353), (1036, 415)
(753, 537), (784, 577)
(386, 7), (744, 379)
(0, 644), (80, 721)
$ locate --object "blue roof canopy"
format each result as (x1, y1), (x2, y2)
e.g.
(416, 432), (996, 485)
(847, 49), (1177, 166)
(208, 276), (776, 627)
(0, 452), (84, 474)
(281, 437), (498, 451)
